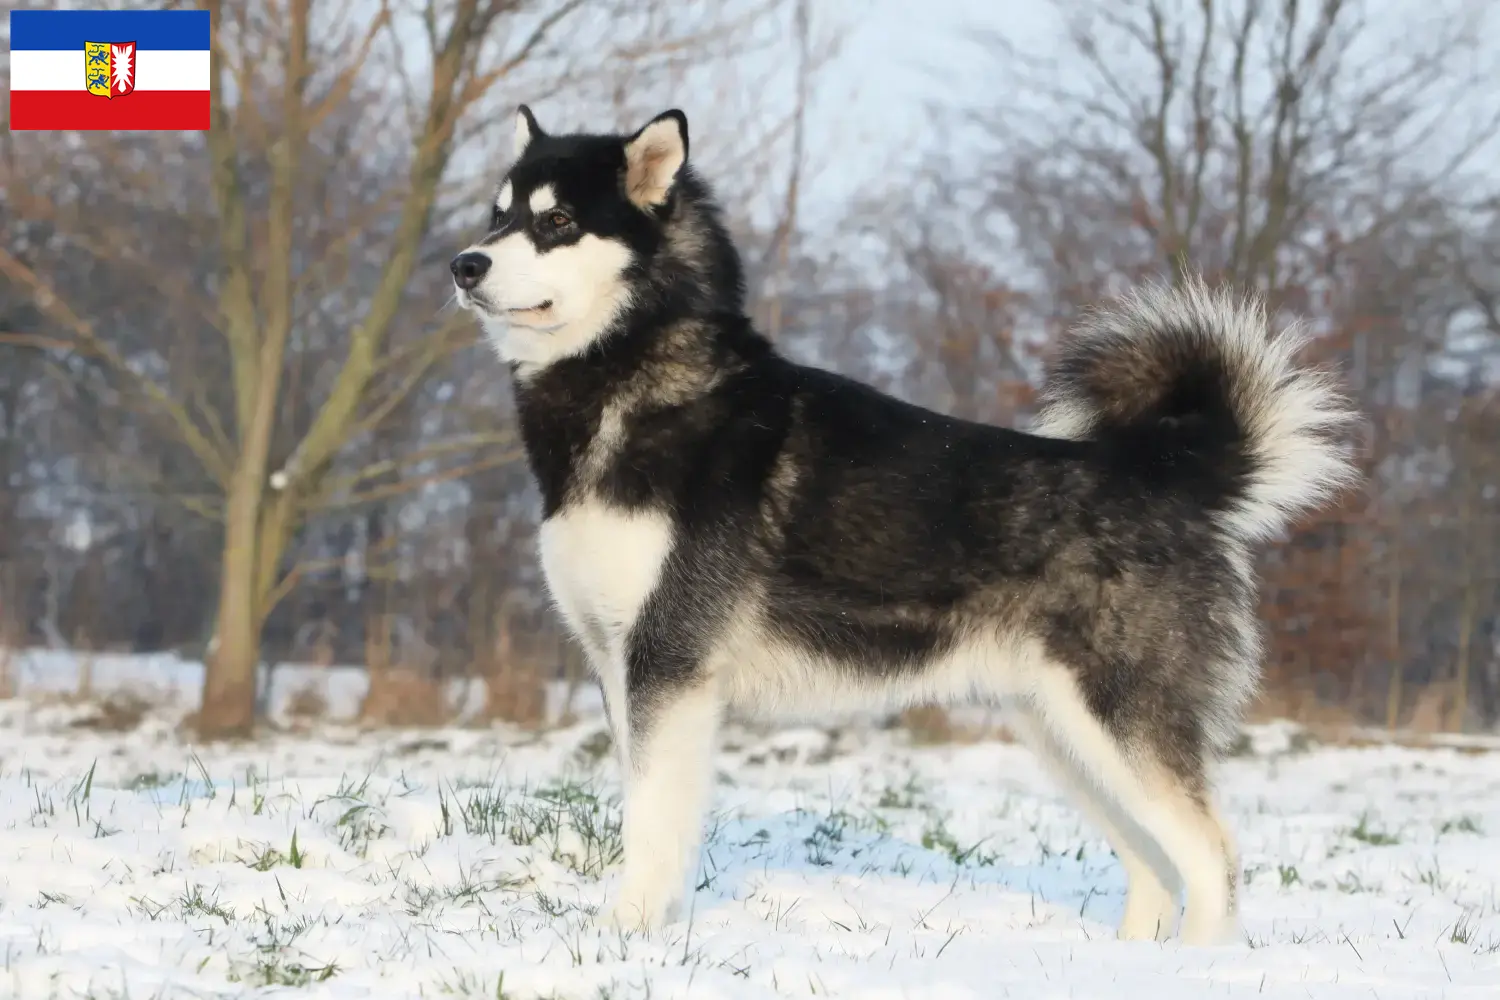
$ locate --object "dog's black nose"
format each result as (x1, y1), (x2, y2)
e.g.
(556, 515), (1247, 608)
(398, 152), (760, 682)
(450, 252), (491, 290)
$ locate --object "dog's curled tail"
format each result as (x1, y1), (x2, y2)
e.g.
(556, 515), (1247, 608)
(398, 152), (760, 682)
(1032, 276), (1362, 545)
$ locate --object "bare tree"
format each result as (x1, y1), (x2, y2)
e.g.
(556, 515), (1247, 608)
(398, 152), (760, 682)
(0, 0), (792, 736)
(959, 0), (1498, 307)
(918, 0), (1500, 725)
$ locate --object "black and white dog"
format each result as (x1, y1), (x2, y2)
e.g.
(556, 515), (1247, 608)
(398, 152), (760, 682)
(449, 105), (1359, 944)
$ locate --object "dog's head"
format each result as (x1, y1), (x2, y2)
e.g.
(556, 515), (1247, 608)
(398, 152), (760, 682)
(452, 105), (730, 374)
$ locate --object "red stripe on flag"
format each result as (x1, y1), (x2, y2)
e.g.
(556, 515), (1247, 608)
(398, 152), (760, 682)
(10, 90), (210, 131)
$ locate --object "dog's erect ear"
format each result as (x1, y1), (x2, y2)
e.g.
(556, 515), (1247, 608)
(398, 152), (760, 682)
(514, 104), (544, 159)
(623, 109), (688, 209)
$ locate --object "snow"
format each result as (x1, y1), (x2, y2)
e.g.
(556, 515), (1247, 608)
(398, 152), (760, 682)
(0, 659), (1498, 998)
(1, 648), (591, 728)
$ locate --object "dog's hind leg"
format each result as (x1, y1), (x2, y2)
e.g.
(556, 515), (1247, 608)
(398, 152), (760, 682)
(1025, 665), (1241, 946)
(1007, 711), (1180, 941)
(1127, 757), (1239, 945)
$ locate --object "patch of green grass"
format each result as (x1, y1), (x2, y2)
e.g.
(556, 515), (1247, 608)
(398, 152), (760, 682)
(66, 760), (99, 825)
(1448, 910), (1482, 945)
(331, 802), (390, 857)
(803, 808), (854, 867)
(225, 912), (340, 987)
(874, 774), (924, 810)
(132, 883), (237, 924)
(432, 970), (520, 998)
(1413, 860), (1449, 892)
(920, 817), (997, 868)
(28, 779), (57, 827)
(232, 954), (339, 988)
(1334, 871), (1372, 894)
(244, 829), (307, 871)
(574, 729), (614, 766)
(125, 770), (179, 791)
(1348, 812), (1400, 846)
(1439, 814), (1483, 836)
(437, 778), (624, 878)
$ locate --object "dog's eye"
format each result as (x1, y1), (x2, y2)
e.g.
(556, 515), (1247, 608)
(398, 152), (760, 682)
(490, 207), (507, 230)
(546, 211), (571, 229)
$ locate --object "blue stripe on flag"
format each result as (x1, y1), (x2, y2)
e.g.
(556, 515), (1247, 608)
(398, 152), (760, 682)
(9, 10), (210, 51)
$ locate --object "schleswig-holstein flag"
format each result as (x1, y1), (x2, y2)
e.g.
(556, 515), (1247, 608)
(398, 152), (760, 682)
(9, 10), (211, 131)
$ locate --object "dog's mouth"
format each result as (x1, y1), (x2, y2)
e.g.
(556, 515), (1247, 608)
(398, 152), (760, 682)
(506, 300), (553, 318)
(458, 290), (555, 324)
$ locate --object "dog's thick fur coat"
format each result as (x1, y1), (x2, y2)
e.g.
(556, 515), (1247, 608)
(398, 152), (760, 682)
(450, 106), (1361, 944)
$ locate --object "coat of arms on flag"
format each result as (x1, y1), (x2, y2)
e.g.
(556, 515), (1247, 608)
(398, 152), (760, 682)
(84, 41), (137, 100)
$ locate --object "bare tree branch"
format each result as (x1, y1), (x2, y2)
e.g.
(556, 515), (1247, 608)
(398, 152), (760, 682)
(0, 249), (233, 485)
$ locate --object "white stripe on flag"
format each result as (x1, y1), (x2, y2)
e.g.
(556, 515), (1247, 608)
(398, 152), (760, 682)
(10, 50), (210, 92)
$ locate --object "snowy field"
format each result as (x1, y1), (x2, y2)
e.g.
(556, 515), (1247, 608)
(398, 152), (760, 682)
(1, 653), (1499, 998)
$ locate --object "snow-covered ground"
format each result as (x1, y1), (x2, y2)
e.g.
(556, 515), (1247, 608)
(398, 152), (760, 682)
(0, 658), (1498, 998)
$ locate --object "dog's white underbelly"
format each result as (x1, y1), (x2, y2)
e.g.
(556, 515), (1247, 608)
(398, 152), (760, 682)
(717, 615), (1039, 720)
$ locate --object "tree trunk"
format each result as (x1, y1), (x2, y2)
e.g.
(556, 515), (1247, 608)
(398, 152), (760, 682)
(1451, 491), (1477, 734)
(199, 469), (264, 738)
(1384, 539), (1403, 731)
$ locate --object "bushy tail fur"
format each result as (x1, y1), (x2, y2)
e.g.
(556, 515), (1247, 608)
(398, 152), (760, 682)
(1032, 276), (1361, 544)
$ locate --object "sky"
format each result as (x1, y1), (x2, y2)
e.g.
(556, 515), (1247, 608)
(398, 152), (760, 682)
(773, 0), (1497, 226)
(796, 0), (1060, 216)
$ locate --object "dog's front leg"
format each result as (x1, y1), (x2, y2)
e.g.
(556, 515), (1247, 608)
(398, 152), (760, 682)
(596, 527), (734, 933)
(603, 662), (722, 932)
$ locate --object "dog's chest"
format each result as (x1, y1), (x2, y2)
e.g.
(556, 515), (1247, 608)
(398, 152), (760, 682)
(537, 501), (675, 657)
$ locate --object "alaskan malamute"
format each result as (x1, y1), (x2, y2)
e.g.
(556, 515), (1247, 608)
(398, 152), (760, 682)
(450, 105), (1359, 944)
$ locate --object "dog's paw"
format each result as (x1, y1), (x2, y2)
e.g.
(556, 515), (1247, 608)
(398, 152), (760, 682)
(1178, 914), (1245, 947)
(600, 901), (662, 934)
(599, 874), (680, 933)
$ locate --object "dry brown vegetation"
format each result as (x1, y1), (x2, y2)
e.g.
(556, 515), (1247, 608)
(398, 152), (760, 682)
(282, 679), (331, 727)
(358, 664), (455, 729)
(0, 0), (1496, 738)
(67, 690), (156, 734)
